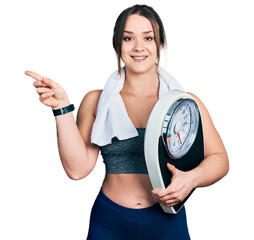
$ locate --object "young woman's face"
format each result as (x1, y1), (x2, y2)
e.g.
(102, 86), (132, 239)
(121, 14), (158, 74)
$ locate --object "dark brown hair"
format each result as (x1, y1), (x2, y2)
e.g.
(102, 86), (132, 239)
(113, 4), (167, 74)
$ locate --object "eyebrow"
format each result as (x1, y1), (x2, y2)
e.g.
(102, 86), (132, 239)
(123, 31), (154, 34)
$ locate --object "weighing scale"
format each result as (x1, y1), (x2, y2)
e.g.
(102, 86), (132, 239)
(144, 90), (204, 214)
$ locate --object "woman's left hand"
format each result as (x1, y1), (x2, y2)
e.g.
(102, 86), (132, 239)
(151, 163), (196, 207)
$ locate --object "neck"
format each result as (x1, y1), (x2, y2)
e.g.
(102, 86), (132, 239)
(122, 66), (159, 97)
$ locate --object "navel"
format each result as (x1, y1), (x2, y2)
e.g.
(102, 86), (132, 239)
(135, 202), (142, 208)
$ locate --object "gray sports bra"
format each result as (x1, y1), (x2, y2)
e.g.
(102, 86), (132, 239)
(100, 128), (148, 174)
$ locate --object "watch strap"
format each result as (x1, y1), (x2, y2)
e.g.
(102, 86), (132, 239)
(52, 104), (75, 116)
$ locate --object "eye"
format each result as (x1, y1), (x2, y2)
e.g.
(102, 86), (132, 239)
(123, 37), (132, 41)
(145, 36), (153, 41)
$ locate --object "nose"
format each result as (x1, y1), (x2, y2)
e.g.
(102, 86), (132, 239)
(133, 38), (144, 52)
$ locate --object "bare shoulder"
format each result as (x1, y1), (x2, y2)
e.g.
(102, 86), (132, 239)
(77, 90), (102, 119)
(76, 90), (102, 145)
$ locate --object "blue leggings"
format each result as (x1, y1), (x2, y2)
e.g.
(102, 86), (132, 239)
(87, 188), (190, 240)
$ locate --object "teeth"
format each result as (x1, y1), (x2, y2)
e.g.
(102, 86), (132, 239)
(133, 56), (146, 60)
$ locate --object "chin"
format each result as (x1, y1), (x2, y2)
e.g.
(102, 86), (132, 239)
(125, 64), (156, 75)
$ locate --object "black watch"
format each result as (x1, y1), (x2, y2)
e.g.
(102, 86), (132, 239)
(52, 104), (75, 116)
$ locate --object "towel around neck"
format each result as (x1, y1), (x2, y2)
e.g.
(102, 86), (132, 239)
(90, 66), (185, 147)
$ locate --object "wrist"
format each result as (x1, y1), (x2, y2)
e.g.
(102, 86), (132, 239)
(52, 104), (75, 117)
(52, 101), (70, 110)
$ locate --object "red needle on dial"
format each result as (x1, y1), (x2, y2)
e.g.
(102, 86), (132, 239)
(177, 133), (182, 144)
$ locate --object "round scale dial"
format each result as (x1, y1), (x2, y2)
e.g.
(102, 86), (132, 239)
(162, 99), (199, 159)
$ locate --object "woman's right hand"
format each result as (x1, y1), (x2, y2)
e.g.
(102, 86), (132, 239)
(25, 71), (70, 109)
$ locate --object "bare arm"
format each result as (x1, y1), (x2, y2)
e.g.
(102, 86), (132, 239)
(55, 90), (101, 180)
(25, 71), (101, 180)
(188, 92), (229, 188)
(152, 92), (229, 207)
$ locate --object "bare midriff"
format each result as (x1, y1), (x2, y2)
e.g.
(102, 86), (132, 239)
(102, 173), (156, 208)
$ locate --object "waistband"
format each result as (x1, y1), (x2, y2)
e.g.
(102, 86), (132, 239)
(97, 187), (162, 217)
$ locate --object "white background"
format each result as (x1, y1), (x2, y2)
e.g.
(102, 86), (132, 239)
(1, 0), (253, 239)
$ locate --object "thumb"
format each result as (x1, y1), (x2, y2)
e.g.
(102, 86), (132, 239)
(167, 163), (177, 175)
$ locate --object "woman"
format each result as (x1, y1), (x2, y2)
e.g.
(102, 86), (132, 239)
(25, 4), (229, 240)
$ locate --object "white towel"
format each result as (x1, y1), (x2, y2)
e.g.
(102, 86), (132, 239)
(91, 66), (185, 146)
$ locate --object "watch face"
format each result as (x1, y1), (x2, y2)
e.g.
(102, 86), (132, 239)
(162, 98), (199, 159)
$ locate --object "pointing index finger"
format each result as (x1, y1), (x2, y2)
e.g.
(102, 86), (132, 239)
(25, 71), (44, 81)
(25, 71), (57, 89)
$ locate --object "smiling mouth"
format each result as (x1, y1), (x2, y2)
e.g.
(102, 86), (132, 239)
(131, 56), (148, 61)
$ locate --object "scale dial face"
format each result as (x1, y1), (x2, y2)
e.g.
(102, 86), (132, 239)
(162, 98), (199, 159)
